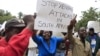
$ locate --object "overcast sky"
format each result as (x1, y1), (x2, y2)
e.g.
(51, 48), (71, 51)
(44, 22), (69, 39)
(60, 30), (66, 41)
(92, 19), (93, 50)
(0, 0), (100, 20)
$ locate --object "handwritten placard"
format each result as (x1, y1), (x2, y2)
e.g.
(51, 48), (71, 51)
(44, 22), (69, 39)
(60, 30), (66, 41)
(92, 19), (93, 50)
(35, 0), (73, 32)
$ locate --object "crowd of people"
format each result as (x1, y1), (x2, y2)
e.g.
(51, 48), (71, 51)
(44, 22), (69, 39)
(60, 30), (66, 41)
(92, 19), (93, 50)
(0, 14), (100, 56)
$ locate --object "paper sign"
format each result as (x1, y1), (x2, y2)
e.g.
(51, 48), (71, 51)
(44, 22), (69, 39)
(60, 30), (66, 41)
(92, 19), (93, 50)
(87, 21), (100, 33)
(35, 0), (73, 32)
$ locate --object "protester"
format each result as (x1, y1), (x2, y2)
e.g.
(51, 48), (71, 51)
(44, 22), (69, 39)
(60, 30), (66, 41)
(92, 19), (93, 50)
(32, 30), (64, 56)
(53, 32), (66, 56)
(32, 15), (77, 56)
(55, 40), (66, 56)
(0, 15), (36, 56)
(65, 39), (70, 56)
(86, 28), (100, 56)
(67, 15), (92, 56)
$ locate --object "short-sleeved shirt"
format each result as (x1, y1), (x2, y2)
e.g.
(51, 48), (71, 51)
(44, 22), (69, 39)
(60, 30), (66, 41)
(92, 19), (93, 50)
(72, 38), (91, 56)
(0, 28), (33, 56)
(32, 35), (63, 56)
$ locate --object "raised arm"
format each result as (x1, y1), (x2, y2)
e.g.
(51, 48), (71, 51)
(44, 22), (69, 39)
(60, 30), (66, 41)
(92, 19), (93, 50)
(0, 14), (36, 56)
(9, 15), (36, 56)
(63, 15), (77, 44)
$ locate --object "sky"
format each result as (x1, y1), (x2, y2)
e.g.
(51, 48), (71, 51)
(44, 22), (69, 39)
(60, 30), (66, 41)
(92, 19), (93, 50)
(0, 0), (100, 20)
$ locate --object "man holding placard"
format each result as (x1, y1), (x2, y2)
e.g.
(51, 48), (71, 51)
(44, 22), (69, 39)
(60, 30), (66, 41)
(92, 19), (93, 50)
(33, 0), (75, 56)
(32, 15), (77, 56)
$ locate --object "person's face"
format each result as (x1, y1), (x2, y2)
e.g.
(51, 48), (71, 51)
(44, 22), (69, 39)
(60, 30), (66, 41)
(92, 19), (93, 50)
(43, 31), (51, 40)
(89, 30), (94, 35)
(78, 27), (87, 39)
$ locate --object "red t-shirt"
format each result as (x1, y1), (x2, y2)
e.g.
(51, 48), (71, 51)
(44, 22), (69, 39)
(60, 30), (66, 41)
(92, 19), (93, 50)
(0, 28), (33, 56)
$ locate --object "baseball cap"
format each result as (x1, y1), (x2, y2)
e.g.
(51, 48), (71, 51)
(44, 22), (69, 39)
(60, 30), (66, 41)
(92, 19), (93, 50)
(5, 18), (25, 29)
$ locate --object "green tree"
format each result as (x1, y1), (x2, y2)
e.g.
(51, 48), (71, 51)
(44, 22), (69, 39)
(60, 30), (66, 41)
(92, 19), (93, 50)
(5, 11), (11, 16)
(18, 12), (23, 19)
(75, 7), (100, 31)
(0, 9), (16, 24)
(0, 9), (5, 16)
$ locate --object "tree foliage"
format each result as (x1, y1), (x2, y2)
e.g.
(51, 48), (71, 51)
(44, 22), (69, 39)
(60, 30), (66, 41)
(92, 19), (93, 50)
(75, 7), (100, 31)
(18, 12), (23, 19)
(0, 9), (16, 24)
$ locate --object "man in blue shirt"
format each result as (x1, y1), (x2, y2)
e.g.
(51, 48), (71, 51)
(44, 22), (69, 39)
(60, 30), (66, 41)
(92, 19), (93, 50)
(86, 28), (100, 56)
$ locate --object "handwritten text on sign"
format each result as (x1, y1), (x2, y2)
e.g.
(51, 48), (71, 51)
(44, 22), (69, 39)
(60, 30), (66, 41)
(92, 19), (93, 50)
(35, 0), (73, 32)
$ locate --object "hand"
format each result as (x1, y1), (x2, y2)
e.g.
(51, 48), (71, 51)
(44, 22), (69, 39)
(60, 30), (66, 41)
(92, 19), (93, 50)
(68, 15), (77, 30)
(23, 13), (37, 31)
(33, 13), (37, 19)
(23, 13), (37, 25)
(23, 15), (34, 25)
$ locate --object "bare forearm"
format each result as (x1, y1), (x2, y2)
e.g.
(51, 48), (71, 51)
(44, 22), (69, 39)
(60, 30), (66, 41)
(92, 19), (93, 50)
(66, 15), (77, 44)
(67, 29), (75, 44)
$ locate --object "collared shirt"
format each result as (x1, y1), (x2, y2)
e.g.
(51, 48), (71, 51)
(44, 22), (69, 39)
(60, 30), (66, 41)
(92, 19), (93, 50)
(0, 28), (33, 56)
(72, 38), (92, 56)
(33, 35), (63, 56)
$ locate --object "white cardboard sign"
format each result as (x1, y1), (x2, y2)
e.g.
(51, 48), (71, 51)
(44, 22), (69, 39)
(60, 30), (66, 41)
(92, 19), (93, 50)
(87, 21), (100, 33)
(35, 0), (73, 32)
